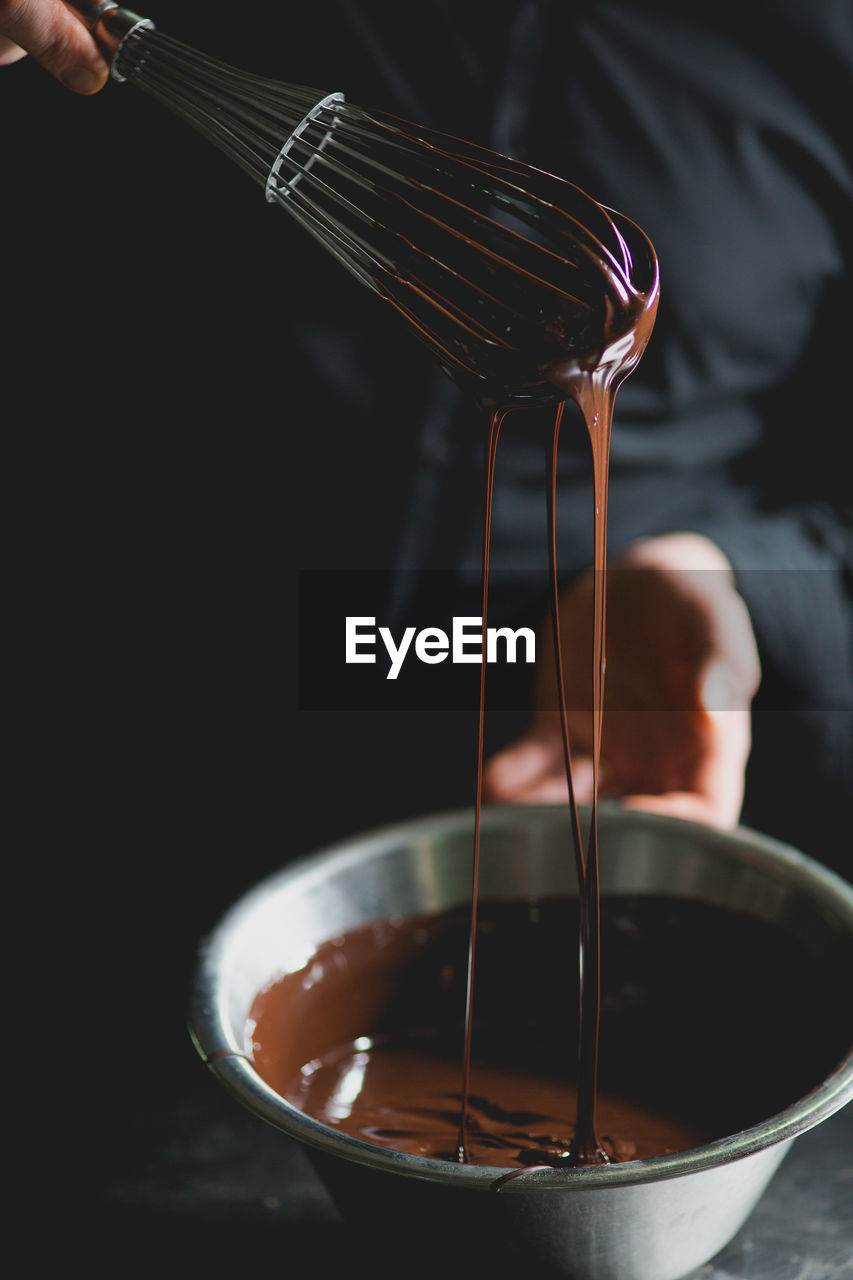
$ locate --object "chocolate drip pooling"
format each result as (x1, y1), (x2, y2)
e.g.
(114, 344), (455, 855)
(248, 898), (851, 1168)
(251, 176), (659, 1168)
(461, 200), (659, 1165)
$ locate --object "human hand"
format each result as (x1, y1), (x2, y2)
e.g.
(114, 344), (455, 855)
(484, 533), (761, 828)
(0, 0), (108, 92)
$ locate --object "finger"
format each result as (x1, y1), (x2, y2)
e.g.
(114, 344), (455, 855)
(617, 790), (735, 828)
(482, 727), (565, 800)
(508, 773), (574, 803)
(0, 0), (109, 91)
(694, 706), (751, 826)
(506, 755), (606, 803)
(564, 754), (596, 801)
(0, 34), (27, 63)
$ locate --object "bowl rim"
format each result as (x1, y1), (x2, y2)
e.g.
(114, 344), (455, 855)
(188, 803), (853, 1192)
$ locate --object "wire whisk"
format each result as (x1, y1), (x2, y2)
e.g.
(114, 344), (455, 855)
(65, 1), (659, 408)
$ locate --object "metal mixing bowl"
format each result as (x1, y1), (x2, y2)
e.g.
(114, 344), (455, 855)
(188, 804), (853, 1280)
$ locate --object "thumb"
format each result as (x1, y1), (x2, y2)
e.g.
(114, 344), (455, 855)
(0, 0), (109, 93)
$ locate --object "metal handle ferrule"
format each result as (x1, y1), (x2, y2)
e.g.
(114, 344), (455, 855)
(63, 1), (154, 77)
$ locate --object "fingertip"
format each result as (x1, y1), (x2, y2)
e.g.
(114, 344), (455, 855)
(60, 61), (109, 93)
(483, 733), (562, 800)
(482, 751), (522, 801)
(0, 38), (29, 66)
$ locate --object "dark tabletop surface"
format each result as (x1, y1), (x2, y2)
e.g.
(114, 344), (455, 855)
(82, 1047), (851, 1278)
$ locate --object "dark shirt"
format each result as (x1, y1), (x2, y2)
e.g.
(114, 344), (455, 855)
(5, 0), (850, 867)
(259, 0), (852, 863)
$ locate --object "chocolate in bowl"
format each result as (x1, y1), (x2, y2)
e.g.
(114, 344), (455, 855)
(189, 804), (853, 1280)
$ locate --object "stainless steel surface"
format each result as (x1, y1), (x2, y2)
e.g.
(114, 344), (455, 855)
(188, 803), (853, 1280)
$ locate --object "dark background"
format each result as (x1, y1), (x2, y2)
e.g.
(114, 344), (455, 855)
(5, 3), (851, 1274)
(6, 0), (498, 1233)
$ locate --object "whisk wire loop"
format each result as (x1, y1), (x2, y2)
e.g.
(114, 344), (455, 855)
(266, 94), (345, 203)
(104, 15), (657, 404)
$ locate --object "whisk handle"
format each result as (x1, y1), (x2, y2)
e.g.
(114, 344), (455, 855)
(62, 0), (153, 75)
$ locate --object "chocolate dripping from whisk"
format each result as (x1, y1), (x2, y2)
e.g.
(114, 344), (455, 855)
(63, 2), (656, 412)
(65, 0), (660, 1171)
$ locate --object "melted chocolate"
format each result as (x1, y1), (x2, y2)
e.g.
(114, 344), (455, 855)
(247, 171), (661, 1167)
(250, 149), (664, 1164)
(248, 897), (850, 1169)
(460, 198), (658, 1163)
